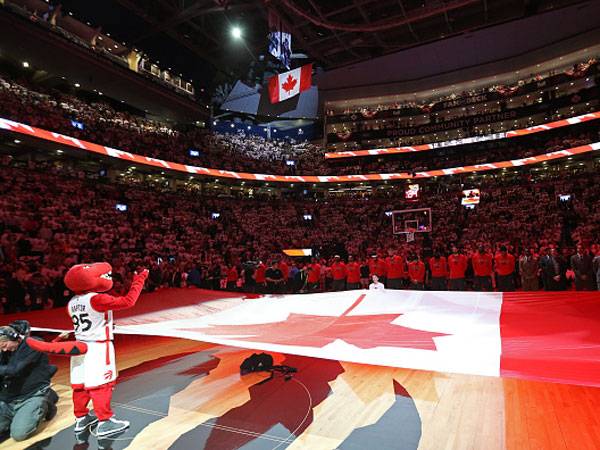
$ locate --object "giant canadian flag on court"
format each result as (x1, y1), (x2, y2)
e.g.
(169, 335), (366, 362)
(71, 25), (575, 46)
(23, 288), (600, 388)
(268, 63), (313, 103)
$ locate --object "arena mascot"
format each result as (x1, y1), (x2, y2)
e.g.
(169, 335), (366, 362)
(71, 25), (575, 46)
(27, 262), (148, 437)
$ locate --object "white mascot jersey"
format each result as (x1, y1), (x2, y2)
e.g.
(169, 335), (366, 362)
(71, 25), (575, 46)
(68, 292), (114, 341)
(68, 292), (117, 388)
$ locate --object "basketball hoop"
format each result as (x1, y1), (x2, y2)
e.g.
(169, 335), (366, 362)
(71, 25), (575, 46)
(391, 208), (432, 235)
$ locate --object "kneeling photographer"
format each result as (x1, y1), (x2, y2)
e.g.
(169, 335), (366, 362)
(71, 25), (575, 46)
(0, 320), (58, 442)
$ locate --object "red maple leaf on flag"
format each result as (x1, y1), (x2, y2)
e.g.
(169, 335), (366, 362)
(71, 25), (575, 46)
(183, 312), (447, 351)
(282, 74), (297, 93)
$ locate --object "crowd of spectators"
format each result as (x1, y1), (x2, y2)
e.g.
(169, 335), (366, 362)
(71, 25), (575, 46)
(3, 0), (194, 98)
(1, 154), (599, 313)
(0, 70), (328, 174)
(203, 132), (323, 174)
(2, 68), (598, 178)
(325, 57), (598, 117)
(325, 126), (599, 175)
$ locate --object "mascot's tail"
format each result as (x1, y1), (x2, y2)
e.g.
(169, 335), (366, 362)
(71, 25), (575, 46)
(26, 338), (88, 356)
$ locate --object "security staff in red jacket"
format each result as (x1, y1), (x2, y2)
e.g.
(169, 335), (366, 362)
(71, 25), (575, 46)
(471, 247), (493, 291)
(408, 255), (426, 290)
(330, 256), (347, 291)
(387, 255), (406, 290)
(448, 246), (468, 291)
(346, 256), (361, 290)
(428, 251), (448, 290)
(495, 245), (516, 291)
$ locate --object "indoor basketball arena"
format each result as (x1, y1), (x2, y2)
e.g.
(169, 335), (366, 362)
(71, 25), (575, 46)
(0, 0), (599, 449)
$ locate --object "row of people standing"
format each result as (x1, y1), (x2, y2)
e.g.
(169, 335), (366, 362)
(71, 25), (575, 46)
(302, 247), (518, 292)
(219, 244), (599, 294)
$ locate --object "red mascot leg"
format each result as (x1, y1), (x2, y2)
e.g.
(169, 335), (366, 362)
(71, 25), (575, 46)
(72, 384), (91, 418)
(87, 382), (115, 421)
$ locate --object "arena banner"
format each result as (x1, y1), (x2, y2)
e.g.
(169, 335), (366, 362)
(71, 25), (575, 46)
(325, 111), (600, 159)
(1, 117), (599, 183)
(23, 289), (600, 387)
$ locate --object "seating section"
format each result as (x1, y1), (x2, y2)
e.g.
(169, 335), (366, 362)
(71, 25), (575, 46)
(1, 156), (599, 312)
(1, 69), (599, 177)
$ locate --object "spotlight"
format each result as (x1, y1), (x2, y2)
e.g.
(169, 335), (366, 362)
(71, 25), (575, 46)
(74, 83), (80, 88)
(231, 26), (242, 39)
(22, 61), (29, 68)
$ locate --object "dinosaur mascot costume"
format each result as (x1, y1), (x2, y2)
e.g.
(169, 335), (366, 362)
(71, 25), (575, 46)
(28, 262), (148, 437)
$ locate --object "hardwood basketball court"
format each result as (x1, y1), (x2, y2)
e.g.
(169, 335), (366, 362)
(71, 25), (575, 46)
(2, 333), (599, 450)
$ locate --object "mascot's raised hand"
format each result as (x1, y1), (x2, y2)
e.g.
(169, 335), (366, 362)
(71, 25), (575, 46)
(30, 263), (148, 437)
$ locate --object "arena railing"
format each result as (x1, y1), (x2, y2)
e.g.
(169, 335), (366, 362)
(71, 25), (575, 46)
(1, 116), (599, 184)
(324, 110), (600, 159)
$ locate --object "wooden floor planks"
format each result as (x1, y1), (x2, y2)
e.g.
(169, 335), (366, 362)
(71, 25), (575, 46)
(3, 335), (600, 450)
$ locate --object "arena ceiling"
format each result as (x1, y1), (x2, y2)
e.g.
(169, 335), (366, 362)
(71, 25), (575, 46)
(58, 0), (588, 78)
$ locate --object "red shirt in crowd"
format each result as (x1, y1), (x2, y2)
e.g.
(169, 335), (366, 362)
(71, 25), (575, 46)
(227, 266), (238, 282)
(255, 263), (266, 283)
(368, 259), (377, 276)
(428, 257), (448, 278)
(331, 261), (347, 280)
(495, 253), (516, 276)
(387, 256), (406, 279)
(408, 260), (426, 283)
(448, 254), (468, 279)
(375, 258), (388, 277)
(279, 261), (289, 280)
(346, 262), (361, 284)
(471, 252), (493, 277)
(307, 263), (321, 283)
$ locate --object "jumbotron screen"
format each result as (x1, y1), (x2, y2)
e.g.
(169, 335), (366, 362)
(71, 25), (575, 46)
(461, 189), (481, 205)
(405, 184), (420, 200)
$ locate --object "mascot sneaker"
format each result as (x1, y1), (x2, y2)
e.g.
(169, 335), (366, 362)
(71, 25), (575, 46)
(74, 412), (98, 432)
(96, 417), (130, 437)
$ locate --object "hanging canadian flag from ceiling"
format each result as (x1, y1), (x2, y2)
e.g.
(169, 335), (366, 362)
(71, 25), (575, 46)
(268, 63), (313, 103)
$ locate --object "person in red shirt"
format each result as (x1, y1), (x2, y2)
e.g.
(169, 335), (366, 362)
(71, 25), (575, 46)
(408, 255), (426, 290)
(255, 261), (266, 293)
(346, 255), (361, 290)
(495, 245), (516, 291)
(471, 246), (493, 291)
(428, 251), (448, 290)
(307, 258), (321, 292)
(330, 255), (347, 291)
(359, 259), (370, 289)
(447, 246), (468, 291)
(375, 256), (388, 286)
(387, 254), (406, 290)
(226, 265), (238, 291)
(279, 259), (289, 293)
(368, 255), (378, 280)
